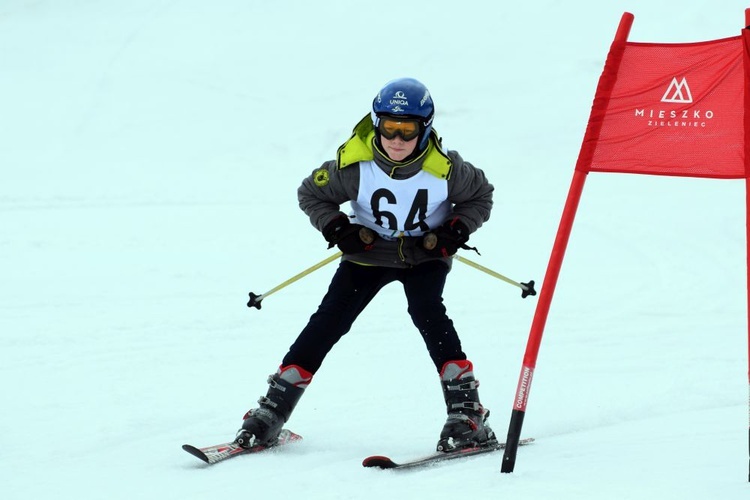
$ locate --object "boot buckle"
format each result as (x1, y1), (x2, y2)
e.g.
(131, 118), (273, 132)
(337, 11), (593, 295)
(450, 401), (481, 412)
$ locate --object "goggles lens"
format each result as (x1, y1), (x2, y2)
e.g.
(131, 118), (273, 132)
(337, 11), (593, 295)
(378, 117), (421, 141)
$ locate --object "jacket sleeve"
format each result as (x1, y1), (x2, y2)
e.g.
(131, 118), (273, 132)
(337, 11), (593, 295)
(446, 150), (494, 233)
(298, 160), (361, 232)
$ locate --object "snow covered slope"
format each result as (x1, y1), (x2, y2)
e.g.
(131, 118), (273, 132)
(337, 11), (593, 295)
(1, 1), (748, 498)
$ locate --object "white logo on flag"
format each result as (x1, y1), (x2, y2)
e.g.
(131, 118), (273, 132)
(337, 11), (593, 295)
(661, 77), (693, 104)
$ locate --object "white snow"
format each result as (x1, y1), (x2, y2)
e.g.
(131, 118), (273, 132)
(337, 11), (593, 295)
(2, 1), (749, 498)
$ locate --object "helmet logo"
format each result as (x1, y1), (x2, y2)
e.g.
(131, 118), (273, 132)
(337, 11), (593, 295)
(420, 90), (430, 107)
(390, 90), (409, 107)
(391, 105), (405, 113)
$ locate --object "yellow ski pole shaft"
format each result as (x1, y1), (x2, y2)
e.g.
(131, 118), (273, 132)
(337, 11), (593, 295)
(247, 251), (343, 310)
(453, 254), (537, 299)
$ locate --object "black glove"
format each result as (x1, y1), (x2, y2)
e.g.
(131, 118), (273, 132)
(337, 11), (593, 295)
(322, 216), (375, 254)
(422, 217), (470, 257)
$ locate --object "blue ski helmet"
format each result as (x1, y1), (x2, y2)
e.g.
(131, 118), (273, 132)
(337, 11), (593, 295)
(372, 78), (435, 152)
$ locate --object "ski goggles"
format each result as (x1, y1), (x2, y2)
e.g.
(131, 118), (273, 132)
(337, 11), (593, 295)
(377, 117), (421, 141)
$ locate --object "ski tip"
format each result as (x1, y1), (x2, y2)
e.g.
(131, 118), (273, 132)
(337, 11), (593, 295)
(182, 444), (210, 463)
(362, 455), (398, 469)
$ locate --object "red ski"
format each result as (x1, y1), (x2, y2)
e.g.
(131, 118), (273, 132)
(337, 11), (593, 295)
(182, 429), (302, 465)
(362, 437), (534, 470)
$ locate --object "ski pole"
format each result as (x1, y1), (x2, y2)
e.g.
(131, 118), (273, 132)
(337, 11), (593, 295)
(453, 255), (537, 298)
(247, 251), (343, 310)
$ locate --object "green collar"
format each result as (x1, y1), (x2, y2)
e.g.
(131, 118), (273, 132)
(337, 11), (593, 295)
(336, 114), (453, 180)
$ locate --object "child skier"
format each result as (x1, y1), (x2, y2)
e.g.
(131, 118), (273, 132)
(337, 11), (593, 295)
(237, 77), (496, 453)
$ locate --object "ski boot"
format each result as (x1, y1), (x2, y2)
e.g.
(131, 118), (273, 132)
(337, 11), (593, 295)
(235, 364), (312, 448)
(436, 359), (496, 452)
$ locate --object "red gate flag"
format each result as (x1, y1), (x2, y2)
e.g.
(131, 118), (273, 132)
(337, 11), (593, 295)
(579, 34), (745, 178)
(501, 11), (750, 481)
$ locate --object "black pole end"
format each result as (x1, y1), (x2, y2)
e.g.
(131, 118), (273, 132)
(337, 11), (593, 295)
(501, 409), (527, 473)
(521, 280), (537, 299)
(247, 292), (263, 310)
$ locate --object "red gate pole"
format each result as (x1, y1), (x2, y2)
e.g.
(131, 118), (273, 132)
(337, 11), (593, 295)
(501, 12), (635, 473)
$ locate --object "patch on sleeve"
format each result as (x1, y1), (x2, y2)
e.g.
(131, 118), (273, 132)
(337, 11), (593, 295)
(313, 168), (330, 187)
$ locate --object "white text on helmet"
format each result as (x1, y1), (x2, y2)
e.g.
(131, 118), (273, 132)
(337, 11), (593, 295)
(390, 91), (409, 107)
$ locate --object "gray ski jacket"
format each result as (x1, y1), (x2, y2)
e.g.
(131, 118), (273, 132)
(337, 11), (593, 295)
(298, 115), (494, 268)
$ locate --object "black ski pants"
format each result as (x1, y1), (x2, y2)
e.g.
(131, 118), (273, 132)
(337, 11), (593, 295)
(282, 259), (467, 374)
